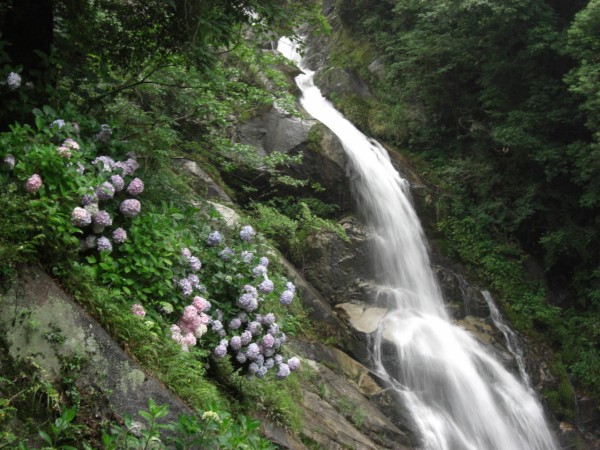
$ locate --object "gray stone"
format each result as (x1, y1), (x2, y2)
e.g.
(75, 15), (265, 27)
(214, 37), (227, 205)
(0, 267), (192, 425)
(171, 158), (232, 202)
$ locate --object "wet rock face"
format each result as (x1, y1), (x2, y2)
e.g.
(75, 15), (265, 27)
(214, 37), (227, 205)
(236, 107), (353, 212)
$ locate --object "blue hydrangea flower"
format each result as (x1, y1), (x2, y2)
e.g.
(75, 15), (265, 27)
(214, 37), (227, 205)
(220, 247), (234, 261)
(236, 352), (247, 364)
(207, 230), (223, 247)
(288, 357), (301, 371)
(212, 320), (223, 332)
(277, 363), (291, 379)
(259, 256), (269, 267)
(239, 225), (256, 242)
(252, 265), (267, 277)
(246, 343), (261, 360)
(256, 365), (268, 378)
(214, 344), (227, 358)
(230, 336), (242, 351)
(248, 362), (259, 374)
(262, 313), (276, 325)
(258, 279), (274, 294)
(264, 358), (275, 370)
(241, 251), (254, 263)
(262, 334), (275, 348)
(247, 321), (262, 336)
(188, 256), (201, 272)
(286, 281), (296, 293)
(179, 278), (193, 297)
(240, 330), (253, 345)
(280, 290), (294, 305)
(274, 354), (283, 365)
(228, 317), (242, 330)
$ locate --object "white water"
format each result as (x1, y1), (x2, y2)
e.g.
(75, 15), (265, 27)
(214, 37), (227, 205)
(482, 290), (533, 390)
(278, 38), (558, 450)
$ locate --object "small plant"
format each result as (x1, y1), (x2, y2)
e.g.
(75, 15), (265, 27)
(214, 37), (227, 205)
(39, 405), (81, 449)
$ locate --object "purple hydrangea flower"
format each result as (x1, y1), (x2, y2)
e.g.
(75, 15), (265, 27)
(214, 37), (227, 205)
(262, 334), (275, 348)
(110, 174), (125, 192)
(240, 330), (253, 345)
(97, 236), (112, 252)
(280, 290), (294, 306)
(277, 363), (291, 379)
(187, 274), (199, 286)
(258, 279), (274, 294)
(96, 181), (115, 201)
(112, 227), (127, 244)
(220, 247), (234, 261)
(241, 251), (254, 263)
(279, 333), (287, 344)
(287, 357), (301, 371)
(93, 210), (112, 227)
(230, 336), (242, 351)
(248, 362), (259, 374)
(120, 199), (141, 218)
(114, 158), (139, 175)
(212, 320), (223, 332)
(179, 278), (193, 297)
(236, 352), (248, 364)
(81, 193), (97, 206)
(25, 174), (42, 193)
(264, 358), (275, 370)
(206, 230), (222, 247)
(268, 323), (280, 336)
(237, 293), (258, 312)
(214, 344), (227, 358)
(3, 154), (15, 170)
(228, 317), (242, 330)
(274, 354), (283, 365)
(247, 321), (262, 336)
(262, 313), (276, 325)
(181, 248), (192, 258)
(76, 162), (85, 174)
(259, 256), (269, 267)
(246, 343), (261, 361)
(71, 207), (92, 227)
(92, 155), (115, 172)
(127, 177), (144, 196)
(286, 281), (296, 293)
(263, 348), (275, 358)
(188, 256), (201, 272)
(6, 72), (21, 90)
(252, 265), (267, 277)
(256, 365), (268, 378)
(239, 225), (256, 242)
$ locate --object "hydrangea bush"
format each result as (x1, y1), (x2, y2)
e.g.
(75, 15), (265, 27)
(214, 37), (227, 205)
(163, 225), (301, 379)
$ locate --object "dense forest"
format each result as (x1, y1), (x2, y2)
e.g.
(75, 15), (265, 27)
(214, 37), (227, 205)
(1, 0), (599, 447)
(322, 0), (600, 405)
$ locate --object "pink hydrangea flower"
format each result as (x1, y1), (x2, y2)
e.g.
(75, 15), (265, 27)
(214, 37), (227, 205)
(57, 146), (72, 159)
(3, 154), (15, 170)
(131, 303), (146, 317)
(110, 174), (125, 192)
(71, 207), (92, 227)
(25, 174), (42, 193)
(63, 138), (80, 150)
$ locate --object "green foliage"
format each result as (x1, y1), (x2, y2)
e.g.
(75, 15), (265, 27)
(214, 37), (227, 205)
(253, 201), (347, 262)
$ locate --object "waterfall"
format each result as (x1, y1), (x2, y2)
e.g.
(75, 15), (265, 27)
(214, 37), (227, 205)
(481, 290), (533, 390)
(278, 37), (558, 450)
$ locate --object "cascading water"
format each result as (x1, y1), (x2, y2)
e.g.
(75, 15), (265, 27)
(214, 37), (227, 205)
(482, 290), (533, 390)
(278, 38), (558, 450)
